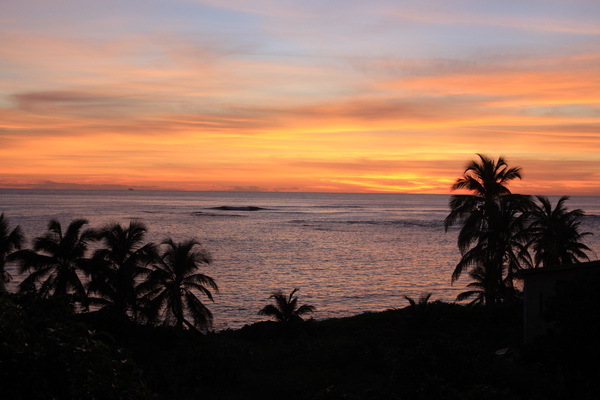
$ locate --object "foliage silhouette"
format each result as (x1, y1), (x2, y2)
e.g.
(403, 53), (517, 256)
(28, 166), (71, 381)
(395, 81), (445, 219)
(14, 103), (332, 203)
(445, 154), (531, 307)
(454, 196), (532, 305)
(404, 292), (432, 307)
(0, 213), (24, 292)
(12, 219), (97, 309)
(89, 220), (157, 321)
(141, 238), (218, 332)
(455, 266), (488, 305)
(0, 293), (152, 399)
(403, 292), (435, 323)
(527, 195), (592, 268)
(258, 288), (315, 322)
(401, 292), (451, 338)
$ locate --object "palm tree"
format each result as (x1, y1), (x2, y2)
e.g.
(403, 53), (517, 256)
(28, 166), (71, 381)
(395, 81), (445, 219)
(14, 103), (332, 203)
(452, 196), (532, 305)
(445, 154), (525, 254)
(89, 220), (157, 320)
(141, 239), (217, 331)
(13, 219), (97, 308)
(528, 195), (592, 268)
(258, 288), (315, 323)
(455, 266), (487, 306)
(444, 154), (531, 306)
(0, 213), (24, 292)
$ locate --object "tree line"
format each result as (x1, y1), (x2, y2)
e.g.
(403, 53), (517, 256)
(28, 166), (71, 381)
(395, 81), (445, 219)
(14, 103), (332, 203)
(0, 218), (221, 331)
(0, 216), (315, 331)
(445, 154), (593, 306)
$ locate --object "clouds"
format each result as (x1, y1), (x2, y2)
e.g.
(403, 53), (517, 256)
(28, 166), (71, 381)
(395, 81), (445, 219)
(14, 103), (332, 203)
(1, 0), (599, 194)
(11, 91), (140, 117)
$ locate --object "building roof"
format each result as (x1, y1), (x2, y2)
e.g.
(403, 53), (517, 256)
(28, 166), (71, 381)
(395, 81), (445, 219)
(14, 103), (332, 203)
(520, 260), (600, 277)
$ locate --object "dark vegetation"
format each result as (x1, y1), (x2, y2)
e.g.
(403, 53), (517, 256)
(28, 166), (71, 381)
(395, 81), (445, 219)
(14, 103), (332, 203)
(3, 217), (218, 333)
(445, 154), (592, 306)
(258, 288), (315, 322)
(3, 291), (599, 399)
(0, 154), (597, 399)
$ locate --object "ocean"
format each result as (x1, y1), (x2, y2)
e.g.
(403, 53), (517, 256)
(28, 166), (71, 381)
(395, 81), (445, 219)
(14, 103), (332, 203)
(1, 189), (599, 330)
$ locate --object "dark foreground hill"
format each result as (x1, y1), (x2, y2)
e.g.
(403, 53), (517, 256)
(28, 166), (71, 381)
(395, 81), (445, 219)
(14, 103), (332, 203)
(1, 294), (598, 400)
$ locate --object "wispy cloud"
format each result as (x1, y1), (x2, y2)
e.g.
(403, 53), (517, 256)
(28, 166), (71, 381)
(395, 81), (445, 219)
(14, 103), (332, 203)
(1, 0), (599, 194)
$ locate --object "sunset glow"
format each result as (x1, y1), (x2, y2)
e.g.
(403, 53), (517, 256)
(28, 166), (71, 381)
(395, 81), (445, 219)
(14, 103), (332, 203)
(1, 0), (599, 194)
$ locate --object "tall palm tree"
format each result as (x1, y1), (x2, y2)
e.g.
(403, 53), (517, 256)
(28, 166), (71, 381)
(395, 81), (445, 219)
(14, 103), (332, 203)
(258, 288), (315, 323)
(444, 154), (531, 306)
(528, 195), (592, 268)
(141, 239), (217, 331)
(14, 219), (97, 308)
(445, 154), (525, 253)
(0, 213), (24, 292)
(89, 221), (157, 320)
(452, 196), (532, 305)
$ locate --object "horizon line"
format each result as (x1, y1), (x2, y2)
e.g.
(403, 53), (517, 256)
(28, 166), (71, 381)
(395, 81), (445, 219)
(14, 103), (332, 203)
(1, 186), (599, 197)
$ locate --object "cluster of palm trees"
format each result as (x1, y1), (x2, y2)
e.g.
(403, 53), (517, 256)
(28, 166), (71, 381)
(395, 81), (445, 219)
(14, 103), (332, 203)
(445, 154), (593, 306)
(1, 214), (317, 329)
(0, 216), (218, 332)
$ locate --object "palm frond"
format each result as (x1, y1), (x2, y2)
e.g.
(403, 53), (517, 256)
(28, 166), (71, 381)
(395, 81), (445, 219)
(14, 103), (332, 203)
(258, 304), (284, 320)
(296, 304), (316, 316)
(185, 291), (213, 331)
(187, 273), (219, 291)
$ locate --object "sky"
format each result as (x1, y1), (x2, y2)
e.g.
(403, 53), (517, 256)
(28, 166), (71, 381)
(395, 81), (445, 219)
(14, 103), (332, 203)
(1, 0), (599, 194)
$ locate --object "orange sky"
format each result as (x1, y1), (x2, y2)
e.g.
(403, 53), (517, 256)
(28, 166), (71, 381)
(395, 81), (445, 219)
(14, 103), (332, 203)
(1, 1), (599, 195)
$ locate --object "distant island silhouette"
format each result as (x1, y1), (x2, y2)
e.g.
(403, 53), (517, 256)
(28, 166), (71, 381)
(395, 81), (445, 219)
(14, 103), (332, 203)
(208, 205), (267, 211)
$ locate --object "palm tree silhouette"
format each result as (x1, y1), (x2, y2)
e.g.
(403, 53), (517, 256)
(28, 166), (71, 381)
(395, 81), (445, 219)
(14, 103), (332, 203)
(141, 239), (217, 331)
(528, 195), (592, 268)
(453, 196), (532, 305)
(258, 288), (315, 322)
(0, 213), (24, 292)
(14, 219), (97, 309)
(455, 266), (487, 305)
(444, 154), (531, 306)
(445, 154), (525, 252)
(89, 221), (157, 320)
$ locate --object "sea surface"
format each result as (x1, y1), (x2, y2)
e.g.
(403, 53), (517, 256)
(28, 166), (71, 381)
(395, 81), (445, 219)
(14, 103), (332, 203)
(1, 189), (599, 330)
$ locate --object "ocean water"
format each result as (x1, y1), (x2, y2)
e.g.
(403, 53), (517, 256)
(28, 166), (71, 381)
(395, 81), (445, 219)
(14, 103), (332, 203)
(1, 189), (599, 330)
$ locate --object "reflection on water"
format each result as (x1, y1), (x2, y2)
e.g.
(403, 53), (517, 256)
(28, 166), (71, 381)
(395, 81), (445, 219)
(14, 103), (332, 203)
(1, 189), (599, 330)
